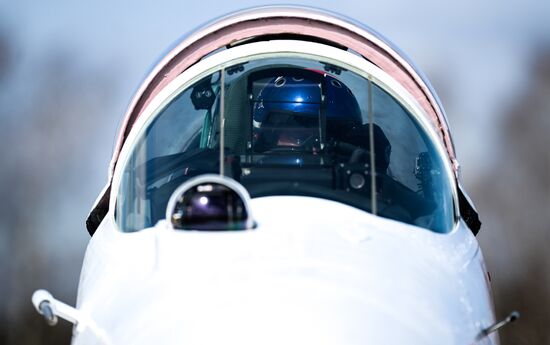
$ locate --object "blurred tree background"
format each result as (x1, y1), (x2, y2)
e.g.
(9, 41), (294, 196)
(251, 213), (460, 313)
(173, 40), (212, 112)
(0, 1), (548, 344)
(0, 25), (119, 343)
(473, 48), (550, 344)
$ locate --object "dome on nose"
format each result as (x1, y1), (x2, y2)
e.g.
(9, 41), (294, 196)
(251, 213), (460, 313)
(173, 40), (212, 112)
(167, 175), (254, 231)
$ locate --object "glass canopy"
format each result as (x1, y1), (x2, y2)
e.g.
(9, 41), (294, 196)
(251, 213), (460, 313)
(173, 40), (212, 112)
(116, 56), (455, 233)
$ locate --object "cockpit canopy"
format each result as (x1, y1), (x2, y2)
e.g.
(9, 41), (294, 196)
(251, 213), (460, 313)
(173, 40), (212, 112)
(116, 55), (455, 233)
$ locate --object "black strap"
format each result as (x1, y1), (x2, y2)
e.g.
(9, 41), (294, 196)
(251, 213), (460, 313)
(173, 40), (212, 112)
(457, 183), (481, 235)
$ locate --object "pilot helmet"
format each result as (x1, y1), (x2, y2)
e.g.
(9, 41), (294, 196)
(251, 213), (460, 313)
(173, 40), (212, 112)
(251, 68), (362, 152)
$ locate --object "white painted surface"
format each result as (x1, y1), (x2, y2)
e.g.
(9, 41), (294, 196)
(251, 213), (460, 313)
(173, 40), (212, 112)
(75, 196), (497, 344)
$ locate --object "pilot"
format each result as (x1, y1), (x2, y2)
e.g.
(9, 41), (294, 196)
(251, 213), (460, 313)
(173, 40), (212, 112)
(250, 67), (391, 171)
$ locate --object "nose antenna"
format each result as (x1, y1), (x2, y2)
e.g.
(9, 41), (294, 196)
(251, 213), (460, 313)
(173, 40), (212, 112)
(32, 289), (112, 344)
(477, 311), (520, 340)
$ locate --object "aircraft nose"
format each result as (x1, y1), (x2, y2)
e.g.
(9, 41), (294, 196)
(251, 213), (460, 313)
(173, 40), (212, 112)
(135, 196), (465, 345)
(121, 269), (450, 345)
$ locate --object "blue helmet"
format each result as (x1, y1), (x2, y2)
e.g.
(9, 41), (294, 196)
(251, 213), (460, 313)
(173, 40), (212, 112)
(250, 68), (362, 152)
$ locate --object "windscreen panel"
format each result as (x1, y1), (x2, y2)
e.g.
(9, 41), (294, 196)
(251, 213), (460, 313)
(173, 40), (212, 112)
(116, 75), (223, 232)
(116, 56), (455, 233)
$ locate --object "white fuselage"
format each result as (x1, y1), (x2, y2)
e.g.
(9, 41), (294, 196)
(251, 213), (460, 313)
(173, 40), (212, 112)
(74, 196), (497, 345)
(28, 7), (499, 345)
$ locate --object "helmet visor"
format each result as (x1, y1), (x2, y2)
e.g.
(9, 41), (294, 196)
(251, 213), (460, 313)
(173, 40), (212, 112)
(253, 110), (321, 153)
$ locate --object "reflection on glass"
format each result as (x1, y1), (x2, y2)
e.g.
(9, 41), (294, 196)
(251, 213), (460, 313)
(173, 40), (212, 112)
(117, 56), (454, 233)
(170, 182), (250, 231)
